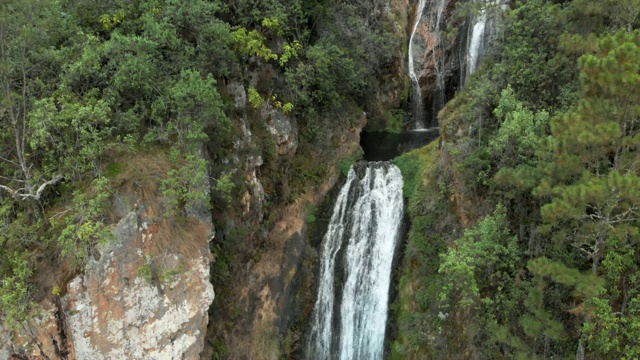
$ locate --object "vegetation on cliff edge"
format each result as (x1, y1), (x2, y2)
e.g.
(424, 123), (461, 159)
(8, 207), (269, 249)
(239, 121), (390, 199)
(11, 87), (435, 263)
(394, 0), (640, 358)
(0, 0), (400, 355)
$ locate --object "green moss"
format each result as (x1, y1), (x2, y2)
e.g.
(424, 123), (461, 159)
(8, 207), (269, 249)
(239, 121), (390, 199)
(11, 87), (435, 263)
(364, 108), (406, 133)
(386, 109), (404, 133)
(401, 75), (411, 104)
(105, 162), (124, 178)
(212, 340), (229, 360)
(391, 140), (460, 358)
(137, 262), (153, 283)
(337, 147), (363, 177)
(393, 141), (438, 199)
(306, 205), (318, 224)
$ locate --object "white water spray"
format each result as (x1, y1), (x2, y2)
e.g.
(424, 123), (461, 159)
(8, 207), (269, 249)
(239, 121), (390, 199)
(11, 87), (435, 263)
(464, 0), (507, 85)
(408, 0), (428, 129)
(467, 6), (487, 76)
(430, 0), (448, 122)
(307, 163), (404, 360)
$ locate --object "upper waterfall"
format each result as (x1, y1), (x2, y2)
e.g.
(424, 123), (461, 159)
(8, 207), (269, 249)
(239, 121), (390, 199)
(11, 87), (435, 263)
(429, 0), (449, 126)
(408, 0), (450, 129)
(467, 4), (488, 76)
(408, 0), (428, 129)
(463, 0), (507, 85)
(306, 162), (404, 359)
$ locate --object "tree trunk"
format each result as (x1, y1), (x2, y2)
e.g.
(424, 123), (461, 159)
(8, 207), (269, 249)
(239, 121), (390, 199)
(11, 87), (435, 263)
(576, 255), (601, 360)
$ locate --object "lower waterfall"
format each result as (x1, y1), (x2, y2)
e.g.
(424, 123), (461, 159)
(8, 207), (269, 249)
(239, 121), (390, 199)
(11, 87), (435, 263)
(307, 162), (404, 360)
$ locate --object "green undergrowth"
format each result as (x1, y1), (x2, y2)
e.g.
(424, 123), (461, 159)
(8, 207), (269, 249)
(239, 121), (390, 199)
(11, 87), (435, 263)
(393, 141), (438, 199)
(391, 141), (460, 358)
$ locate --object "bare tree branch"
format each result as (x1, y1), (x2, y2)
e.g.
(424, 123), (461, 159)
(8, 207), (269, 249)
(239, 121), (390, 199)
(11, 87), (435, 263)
(0, 175), (63, 201)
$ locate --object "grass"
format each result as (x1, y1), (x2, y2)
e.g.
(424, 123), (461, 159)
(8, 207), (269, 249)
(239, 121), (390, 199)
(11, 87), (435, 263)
(305, 202), (319, 224)
(338, 147), (363, 177)
(391, 139), (462, 358)
(393, 140), (439, 199)
(105, 161), (124, 178)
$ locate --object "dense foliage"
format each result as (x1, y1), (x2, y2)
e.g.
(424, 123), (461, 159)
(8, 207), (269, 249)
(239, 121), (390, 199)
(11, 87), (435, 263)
(395, 0), (640, 358)
(0, 0), (398, 344)
(3, 0), (639, 358)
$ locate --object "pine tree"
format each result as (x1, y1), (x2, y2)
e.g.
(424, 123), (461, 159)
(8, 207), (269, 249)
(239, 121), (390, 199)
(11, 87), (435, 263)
(534, 30), (640, 359)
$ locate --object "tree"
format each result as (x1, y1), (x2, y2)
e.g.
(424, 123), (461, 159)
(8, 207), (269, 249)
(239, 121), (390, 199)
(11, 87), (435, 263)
(152, 69), (230, 214)
(0, 0), (67, 216)
(534, 29), (640, 359)
(489, 85), (550, 170)
(29, 90), (113, 180)
(438, 205), (524, 356)
(496, 0), (577, 110)
(570, 0), (640, 33)
(536, 30), (640, 273)
(582, 249), (640, 359)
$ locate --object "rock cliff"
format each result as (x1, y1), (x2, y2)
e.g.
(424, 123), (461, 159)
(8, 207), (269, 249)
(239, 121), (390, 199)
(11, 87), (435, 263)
(1, 155), (215, 360)
(410, 0), (464, 126)
(62, 211), (214, 359)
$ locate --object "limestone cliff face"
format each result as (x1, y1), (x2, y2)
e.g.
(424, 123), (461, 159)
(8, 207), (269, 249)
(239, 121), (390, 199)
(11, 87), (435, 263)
(0, 156), (215, 360)
(62, 211), (214, 359)
(411, 0), (508, 125)
(411, 0), (444, 93)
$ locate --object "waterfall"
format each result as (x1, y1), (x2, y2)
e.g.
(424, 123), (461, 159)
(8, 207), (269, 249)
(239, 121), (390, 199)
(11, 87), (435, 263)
(408, 0), (449, 129)
(307, 162), (404, 360)
(430, 0), (448, 124)
(463, 0), (507, 85)
(408, 0), (428, 129)
(467, 4), (488, 76)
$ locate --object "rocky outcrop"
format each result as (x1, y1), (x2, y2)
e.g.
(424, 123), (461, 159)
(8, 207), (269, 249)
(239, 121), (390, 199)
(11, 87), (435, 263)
(0, 154), (215, 360)
(227, 81), (247, 111)
(460, 0), (508, 86)
(242, 154), (265, 220)
(62, 211), (214, 360)
(367, 0), (463, 130)
(0, 298), (68, 360)
(216, 113), (367, 359)
(411, 0), (449, 91)
(409, 0), (507, 125)
(260, 103), (298, 156)
(410, 0), (461, 126)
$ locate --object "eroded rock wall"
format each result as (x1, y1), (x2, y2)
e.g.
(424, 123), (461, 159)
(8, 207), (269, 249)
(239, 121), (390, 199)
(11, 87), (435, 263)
(410, 0), (462, 125)
(62, 211), (214, 359)
(1, 156), (216, 360)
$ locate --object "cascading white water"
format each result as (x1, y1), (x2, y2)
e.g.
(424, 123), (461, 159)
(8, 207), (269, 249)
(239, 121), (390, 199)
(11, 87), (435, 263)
(467, 5), (488, 76)
(435, 0), (447, 28)
(307, 162), (404, 360)
(430, 0), (449, 124)
(409, 0), (449, 129)
(463, 0), (507, 85)
(408, 0), (428, 129)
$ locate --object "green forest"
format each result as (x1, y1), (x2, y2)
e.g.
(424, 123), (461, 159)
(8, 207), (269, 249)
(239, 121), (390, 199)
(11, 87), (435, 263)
(1, 0), (640, 358)
(394, 0), (640, 358)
